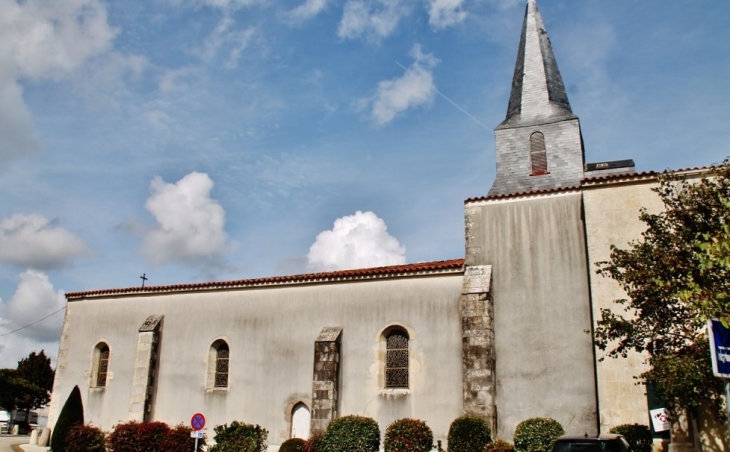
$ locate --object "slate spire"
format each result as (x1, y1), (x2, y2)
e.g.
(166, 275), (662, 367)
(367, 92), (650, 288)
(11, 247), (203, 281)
(501, 0), (573, 127)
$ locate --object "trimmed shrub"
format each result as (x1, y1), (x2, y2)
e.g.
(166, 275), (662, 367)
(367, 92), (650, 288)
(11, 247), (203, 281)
(65, 424), (105, 452)
(609, 424), (653, 452)
(304, 431), (325, 452)
(106, 421), (170, 452)
(280, 438), (307, 452)
(513, 418), (564, 452)
(209, 421), (268, 452)
(321, 415), (380, 452)
(447, 415), (491, 452)
(484, 439), (515, 452)
(51, 385), (85, 452)
(384, 418), (433, 452)
(162, 424), (206, 452)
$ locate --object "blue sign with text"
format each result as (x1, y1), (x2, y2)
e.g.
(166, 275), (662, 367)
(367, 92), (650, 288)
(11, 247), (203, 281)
(708, 319), (730, 378)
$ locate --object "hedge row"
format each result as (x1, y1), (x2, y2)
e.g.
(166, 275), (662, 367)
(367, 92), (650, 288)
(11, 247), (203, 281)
(55, 415), (652, 452)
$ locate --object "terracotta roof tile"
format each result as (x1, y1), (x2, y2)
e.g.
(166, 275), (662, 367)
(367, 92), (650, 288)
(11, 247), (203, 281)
(66, 259), (465, 300)
(465, 185), (582, 203)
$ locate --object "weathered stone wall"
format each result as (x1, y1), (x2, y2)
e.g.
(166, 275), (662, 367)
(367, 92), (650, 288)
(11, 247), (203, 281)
(310, 327), (341, 434)
(466, 191), (597, 439)
(49, 274), (464, 445)
(460, 265), (495, 432)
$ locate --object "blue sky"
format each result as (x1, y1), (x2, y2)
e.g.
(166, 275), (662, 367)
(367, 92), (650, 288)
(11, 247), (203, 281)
(1, 0), (729, 367)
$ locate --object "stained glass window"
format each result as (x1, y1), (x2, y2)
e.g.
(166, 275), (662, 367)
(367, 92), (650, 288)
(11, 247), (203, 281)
(385, 330), (408, 388)
(96, 344), (109, 387)
(215, 343), (229, 388)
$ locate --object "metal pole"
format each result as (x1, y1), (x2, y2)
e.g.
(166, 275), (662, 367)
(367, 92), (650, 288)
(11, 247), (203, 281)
(726, 380), (730, 438)
(194, 435), (199, 452)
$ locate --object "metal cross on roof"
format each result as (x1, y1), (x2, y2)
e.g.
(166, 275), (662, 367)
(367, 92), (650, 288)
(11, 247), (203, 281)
(140, 273), (148, 287)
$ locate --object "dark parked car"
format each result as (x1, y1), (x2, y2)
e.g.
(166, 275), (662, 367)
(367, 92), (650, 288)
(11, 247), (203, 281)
(553, 434), (631, 452)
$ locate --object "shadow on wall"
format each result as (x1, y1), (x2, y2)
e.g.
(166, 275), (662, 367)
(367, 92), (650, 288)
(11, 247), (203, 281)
(696, 403), (729, 452)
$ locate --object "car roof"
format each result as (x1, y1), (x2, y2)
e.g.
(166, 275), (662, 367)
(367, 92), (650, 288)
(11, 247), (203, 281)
(556, 434), (624, 441)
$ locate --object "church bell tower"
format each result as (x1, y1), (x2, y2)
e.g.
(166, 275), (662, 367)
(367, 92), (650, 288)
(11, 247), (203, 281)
(489, 0), (585, 197)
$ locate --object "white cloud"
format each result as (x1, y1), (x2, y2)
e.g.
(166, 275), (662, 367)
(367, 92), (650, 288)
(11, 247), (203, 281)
(0, 270), (66, 344)
(307, 211), (406, 271)
(143, 172), (232, 266)
(289, 0), (328, 21)
(194, 15), (255, 69)
(0, 0), (117, 169)
(0, 214), (89, 269)
(192, 0), (260, 10)
(428, 0), (467, 29)
(338, 0), (410, 42)
(367, 44), (439, 125)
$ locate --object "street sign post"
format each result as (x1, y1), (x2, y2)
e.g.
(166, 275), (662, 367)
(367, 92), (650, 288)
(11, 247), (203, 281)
(708, 319), (730, 436)
(190, 413), (206, 452)
(708, 319), (730, 378)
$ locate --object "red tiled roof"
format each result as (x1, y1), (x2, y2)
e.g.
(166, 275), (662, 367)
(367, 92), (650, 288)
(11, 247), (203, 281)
(582, 166), (709, 184)
(466, 166), (713, 202)
(66, 259), (465, 300)
(465, 185), (582, 203)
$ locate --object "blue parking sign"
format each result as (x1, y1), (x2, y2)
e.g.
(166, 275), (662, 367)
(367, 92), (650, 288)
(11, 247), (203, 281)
(708, 320), (730, 378)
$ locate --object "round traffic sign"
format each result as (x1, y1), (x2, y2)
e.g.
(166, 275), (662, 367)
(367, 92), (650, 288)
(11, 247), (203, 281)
(191, 412), (206, 431)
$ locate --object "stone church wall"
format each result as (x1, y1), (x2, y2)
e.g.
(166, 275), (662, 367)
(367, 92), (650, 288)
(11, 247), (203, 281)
(49, 274), (464, 446)
(465, 191), (598, 439)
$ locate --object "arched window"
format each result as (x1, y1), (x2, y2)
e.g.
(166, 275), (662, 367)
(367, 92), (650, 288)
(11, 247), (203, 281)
(530, 131), (548, 175)
(207, 340), (230, 389)
(385, 329), (409, 389)
(214, 342), (229, 388)
(92, 342), (110, 388)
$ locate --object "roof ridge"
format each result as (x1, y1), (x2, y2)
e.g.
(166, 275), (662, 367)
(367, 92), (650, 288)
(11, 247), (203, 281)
(66, 259), (466, 300)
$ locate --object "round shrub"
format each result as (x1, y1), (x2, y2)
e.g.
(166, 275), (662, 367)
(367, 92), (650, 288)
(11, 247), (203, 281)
(280, 438), (307, 452)
(304, 431), (325, 452)
(484, 439), (515, 452)
(209, 421), (268, 452)
(609, 424), (652, 452)
(107, 421), (171, 452)
(513, 418), (564, 452)
(384, 418), (433, 452)
(321, 415), (380, 452)
(162, 424), (207, 452)
(447, 415), (491, 452)
(65, 424), (105, 452)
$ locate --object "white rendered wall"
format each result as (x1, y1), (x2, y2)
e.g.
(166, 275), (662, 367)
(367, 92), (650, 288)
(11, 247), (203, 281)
(49, 274), (464, 445)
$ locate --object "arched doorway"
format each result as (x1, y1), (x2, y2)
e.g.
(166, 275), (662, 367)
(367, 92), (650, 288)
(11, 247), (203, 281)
(291, 402), (310, 439)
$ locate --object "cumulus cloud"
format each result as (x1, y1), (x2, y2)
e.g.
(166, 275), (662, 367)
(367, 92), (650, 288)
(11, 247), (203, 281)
(338, 0), (410, 42)
(307, 211), (406, 271)
(0, 0), (117, 169)
(143, 172), (232, 266)
(428, 0), (466, 29)
(289, 0), (328, 21)
(0, 214), (89, 269)
(0, 270), (66, 343)
(366, 44), (439, 125)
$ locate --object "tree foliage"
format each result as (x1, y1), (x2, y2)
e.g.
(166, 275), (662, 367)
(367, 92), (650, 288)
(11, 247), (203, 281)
(16, 350), (55, 411)
(593, 162), (730, 420)
(0, 368), (46, 413)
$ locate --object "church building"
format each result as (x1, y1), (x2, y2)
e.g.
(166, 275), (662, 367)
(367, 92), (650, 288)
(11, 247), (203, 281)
(48, 1), (728, 449)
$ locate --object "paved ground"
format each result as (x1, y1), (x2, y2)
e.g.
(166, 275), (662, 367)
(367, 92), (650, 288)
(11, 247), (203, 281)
(0, 436), (26, 452)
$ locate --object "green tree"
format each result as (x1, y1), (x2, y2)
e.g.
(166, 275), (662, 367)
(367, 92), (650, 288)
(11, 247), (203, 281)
(593, 162), (730, 420)
(16, 350), (55, 417)
(0, 368), (46, 414)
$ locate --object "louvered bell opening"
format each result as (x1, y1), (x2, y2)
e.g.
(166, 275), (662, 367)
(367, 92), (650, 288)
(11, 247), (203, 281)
(530, 132), (548, 175)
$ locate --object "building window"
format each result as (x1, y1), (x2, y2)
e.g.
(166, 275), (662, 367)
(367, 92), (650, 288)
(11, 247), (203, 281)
(530, 131), (548, 175)
(385, 329), (409, 389)
(92, 342), (110, 388)
(207, 339), (230, 390)
(214, 342), (229, 388)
